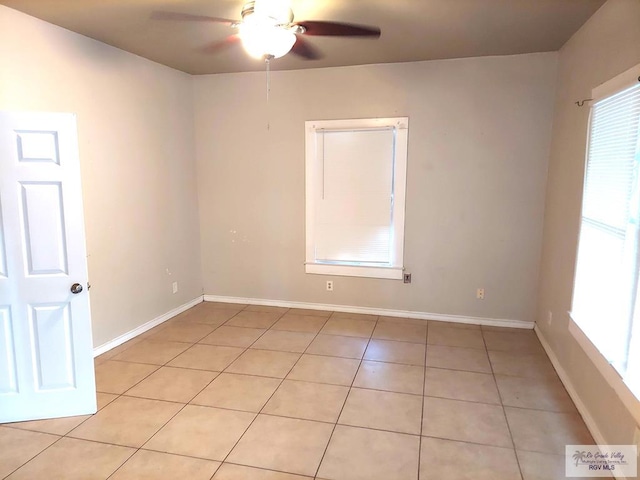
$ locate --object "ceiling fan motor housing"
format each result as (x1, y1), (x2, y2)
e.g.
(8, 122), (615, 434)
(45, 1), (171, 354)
(242, 1), (294, 25)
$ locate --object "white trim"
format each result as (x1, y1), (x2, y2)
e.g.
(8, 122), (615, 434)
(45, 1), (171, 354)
(92, 295), (204, 357)
(304, 117), (409, 280)
(592, 63), (640, 102)
(568, 317), (640, 426)
(305, 263), (403, 279)
(203, 294), (533, 329)
(535, 325), (635, 480)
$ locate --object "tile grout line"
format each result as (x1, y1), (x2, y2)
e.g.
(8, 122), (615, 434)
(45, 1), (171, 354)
(5, 306), (553, 479)
(96, 319), (217, 397)
(482, 326), (525, 480)
(101, 306), (265, 480)
(100, 344), (225, 479)
(312, 313), (381, 479)
(417, 321), (429, 480)
(216, 462), (312, 480)
(9, 309), (302, 476)
(210, 308), (333, 473)
(115, 349), (554, 382)
(94, 356), (575, 471)
(0, 432), (69, 479)
(133, 420), (539, 465)
(85, 359), (165, 451)
(9, 414), (544, 478)
(108, 312), (483, 478)
(193, 379), (498, 410)
(105, 306), (293, 480)
(137, 307), (278, 383)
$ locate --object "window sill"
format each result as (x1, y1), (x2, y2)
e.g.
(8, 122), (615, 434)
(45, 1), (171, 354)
(305, 263), (403, 280)
(568, 314), (640, 425)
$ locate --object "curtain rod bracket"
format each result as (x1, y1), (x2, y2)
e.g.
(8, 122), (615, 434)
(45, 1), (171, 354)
(575, 98), (593, 107)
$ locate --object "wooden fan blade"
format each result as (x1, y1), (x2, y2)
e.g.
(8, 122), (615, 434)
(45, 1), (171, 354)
(296, 21), (380, 37)
(290, 36), (323, 60)
(150, 11), (236, 26)
(198, 35), (242, 55)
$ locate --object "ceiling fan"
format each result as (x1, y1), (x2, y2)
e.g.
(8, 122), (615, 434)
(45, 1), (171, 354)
(151, 0), (381, 62)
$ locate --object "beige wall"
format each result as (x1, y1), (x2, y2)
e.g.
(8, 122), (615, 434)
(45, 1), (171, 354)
(2, 0), (635, 447)
(194, 53), (557, 324)
(537, 0), (640, 444)
(0, 6), (203, 347)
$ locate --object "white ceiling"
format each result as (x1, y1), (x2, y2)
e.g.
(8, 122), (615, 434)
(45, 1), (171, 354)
(1, 0), (605, 75)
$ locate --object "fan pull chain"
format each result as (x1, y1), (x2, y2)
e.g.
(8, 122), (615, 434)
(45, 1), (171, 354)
(265, 56), (271, 131)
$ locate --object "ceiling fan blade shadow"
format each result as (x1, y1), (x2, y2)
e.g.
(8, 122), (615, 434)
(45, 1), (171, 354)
(198, 35), (242, 55)
(290, 36), (323, 60)
(297, 21), (380, 37)
(150, 11), (236, 26)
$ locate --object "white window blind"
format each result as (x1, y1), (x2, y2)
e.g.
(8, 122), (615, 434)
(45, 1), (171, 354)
(572, 81), (640, 380)
(305, 118), (408, 279)
(316, 128), (394, 265)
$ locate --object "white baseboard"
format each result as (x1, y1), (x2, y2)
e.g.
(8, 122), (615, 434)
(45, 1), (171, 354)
(93, 295), (204, 357)
(203, 294), (533, 329)
(534, 325), (608, 443)
(534, 325), (637, 480)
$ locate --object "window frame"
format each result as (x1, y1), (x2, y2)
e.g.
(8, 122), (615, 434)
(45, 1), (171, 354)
(569, 62), (640, 423)
(304, 117), (409, 279)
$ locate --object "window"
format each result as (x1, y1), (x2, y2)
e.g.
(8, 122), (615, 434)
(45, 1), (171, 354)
(305, 117), (408, 279)
(571, 65), (640, 400)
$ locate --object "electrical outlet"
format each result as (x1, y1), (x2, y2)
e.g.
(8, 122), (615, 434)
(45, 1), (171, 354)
(172, 282), (178, 294)
(547, 310), (553, 326)
(476, 288), (485, 300)
(326, 281), (333, 292)
(403, 273), (412, 284)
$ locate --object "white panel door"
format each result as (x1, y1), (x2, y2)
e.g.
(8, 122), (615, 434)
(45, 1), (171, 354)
(0, 112), (96, 422)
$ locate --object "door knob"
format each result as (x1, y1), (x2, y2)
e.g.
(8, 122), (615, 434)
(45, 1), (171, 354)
(70, 283), (83, 294)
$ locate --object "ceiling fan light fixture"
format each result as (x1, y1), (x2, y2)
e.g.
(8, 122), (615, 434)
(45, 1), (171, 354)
(239, 20), (296, 59)
(151, 0), (380, 64)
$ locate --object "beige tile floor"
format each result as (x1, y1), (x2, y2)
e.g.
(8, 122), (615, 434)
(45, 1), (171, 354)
(0, 302), (598, 480)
